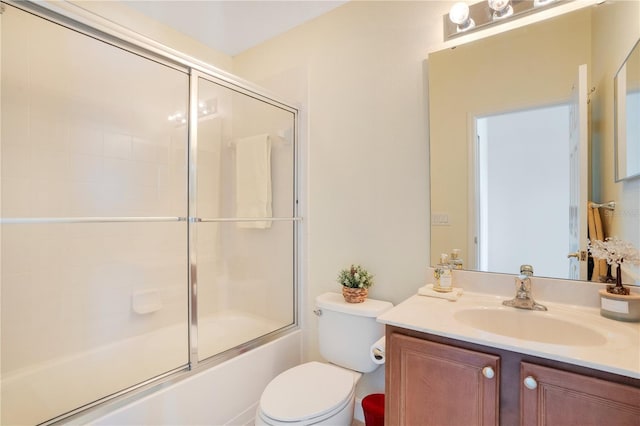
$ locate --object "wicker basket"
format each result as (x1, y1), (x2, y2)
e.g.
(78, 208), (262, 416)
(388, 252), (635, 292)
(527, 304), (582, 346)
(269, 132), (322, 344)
(342, 287), (368, 303)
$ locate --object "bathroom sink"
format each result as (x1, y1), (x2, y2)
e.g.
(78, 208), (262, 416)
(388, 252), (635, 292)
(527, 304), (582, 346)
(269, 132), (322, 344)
(378, 292), (640, 378)
(453, 307), (608, 346)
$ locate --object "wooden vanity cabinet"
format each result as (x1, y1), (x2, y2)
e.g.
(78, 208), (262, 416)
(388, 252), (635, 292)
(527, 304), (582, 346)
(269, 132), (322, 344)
(386, 332), (499, 426)
(385, 326), (640, 426)
(520, 362), (640, 426)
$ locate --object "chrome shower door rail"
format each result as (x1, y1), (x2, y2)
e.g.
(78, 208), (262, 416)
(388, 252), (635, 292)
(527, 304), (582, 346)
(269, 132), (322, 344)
(0, 216), (187, 225)
(196, 217), (303, 223)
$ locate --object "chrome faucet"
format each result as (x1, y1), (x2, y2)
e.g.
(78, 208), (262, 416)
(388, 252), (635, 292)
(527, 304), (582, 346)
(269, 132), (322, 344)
(502, 265), (547, 311)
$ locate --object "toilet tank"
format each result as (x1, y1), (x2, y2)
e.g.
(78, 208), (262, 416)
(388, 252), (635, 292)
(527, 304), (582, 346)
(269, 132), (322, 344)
(315, 292), (393, 373)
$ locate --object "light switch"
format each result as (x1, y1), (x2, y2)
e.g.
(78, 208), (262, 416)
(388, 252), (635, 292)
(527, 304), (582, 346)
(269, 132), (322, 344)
(431, 213), (450, 226)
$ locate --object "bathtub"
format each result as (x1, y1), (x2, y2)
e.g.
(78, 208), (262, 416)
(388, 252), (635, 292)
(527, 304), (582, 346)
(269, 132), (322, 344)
(197, 311), (286, 359)
(1, 312), (301, 425)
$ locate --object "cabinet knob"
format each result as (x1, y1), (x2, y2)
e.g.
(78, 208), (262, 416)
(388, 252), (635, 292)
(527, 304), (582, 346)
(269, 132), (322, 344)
(482, 366), (495, 379)
(523, 376), (538, 390)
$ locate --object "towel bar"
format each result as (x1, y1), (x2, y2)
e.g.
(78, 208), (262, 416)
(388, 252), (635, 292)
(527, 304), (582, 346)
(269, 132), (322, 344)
(589, 201), (616, 210)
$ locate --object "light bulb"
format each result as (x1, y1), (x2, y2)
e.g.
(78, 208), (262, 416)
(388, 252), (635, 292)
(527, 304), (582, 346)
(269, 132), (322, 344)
(449, 2), (475, 32)
(449, 2), (469, 25)
(488, 0), (509, 11)
(488, 0), (513, 19)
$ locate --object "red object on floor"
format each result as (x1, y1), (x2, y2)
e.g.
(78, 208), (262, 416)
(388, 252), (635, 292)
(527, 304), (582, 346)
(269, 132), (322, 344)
(362, 393), (385, 426)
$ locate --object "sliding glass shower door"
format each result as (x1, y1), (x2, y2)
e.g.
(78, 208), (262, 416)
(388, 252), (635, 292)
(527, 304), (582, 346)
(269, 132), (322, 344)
(1, 5), (190, 424)
(1, 3), (298, 425)
(194, 76), (296, 361)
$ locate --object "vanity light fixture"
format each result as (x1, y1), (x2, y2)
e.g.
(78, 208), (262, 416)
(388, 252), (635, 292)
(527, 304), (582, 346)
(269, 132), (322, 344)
(449, 2), (476, 33)
(443, 0), (566, 41)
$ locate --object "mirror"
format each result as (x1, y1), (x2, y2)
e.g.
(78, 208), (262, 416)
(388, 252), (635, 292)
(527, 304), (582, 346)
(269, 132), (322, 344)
(429, 1), (640, 283)
(615, 38), (640, 181)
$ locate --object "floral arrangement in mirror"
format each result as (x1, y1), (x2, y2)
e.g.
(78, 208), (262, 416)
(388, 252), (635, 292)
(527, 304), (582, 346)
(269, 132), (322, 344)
(588, 238), (640, 295)
(337, 264), (374, 303)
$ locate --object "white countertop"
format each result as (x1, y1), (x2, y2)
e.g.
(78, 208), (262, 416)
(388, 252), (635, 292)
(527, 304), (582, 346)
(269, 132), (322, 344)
(378, 291), (640, 379)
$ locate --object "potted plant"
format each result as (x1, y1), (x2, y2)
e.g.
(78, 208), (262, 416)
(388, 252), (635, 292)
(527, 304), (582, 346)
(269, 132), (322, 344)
(337, 264), (374, 303)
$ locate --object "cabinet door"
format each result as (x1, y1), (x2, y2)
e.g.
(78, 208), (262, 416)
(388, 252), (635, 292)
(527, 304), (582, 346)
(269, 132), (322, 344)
(521, 362), (640, 426)
(387, 333), (500, 426)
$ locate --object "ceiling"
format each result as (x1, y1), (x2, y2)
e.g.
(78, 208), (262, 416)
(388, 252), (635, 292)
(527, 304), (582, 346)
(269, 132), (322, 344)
(122, 0), (348, 56)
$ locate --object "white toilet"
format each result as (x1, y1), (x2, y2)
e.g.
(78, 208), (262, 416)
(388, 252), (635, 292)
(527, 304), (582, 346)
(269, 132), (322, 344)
(255, 292), (393, 426)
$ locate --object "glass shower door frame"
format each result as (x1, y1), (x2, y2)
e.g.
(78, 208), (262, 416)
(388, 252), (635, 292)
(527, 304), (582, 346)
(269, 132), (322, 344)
(187, 70), (302, 369)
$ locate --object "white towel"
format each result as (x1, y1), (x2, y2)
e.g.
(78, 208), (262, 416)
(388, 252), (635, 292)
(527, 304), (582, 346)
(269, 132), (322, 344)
(235, 134), (272, 229)
(418, 284), (463, 301)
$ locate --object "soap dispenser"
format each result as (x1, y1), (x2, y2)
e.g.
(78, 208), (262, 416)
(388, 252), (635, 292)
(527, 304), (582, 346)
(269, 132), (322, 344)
(450, 249), (464, 269)
(434, 253), (453, 292)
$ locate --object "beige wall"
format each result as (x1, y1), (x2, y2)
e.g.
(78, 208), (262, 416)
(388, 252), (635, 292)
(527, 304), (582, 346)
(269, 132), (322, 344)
(233, 1), (449, 362)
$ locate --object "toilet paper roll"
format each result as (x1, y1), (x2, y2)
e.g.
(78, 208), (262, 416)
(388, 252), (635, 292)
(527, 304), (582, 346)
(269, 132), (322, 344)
(370, 336), (386, 365)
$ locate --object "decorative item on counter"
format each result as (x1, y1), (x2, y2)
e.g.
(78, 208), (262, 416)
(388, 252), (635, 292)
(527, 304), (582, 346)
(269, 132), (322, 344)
(433, 253), (453, 292)
(337, 264), (374, 303)
(588, 237), (640, 295)
(588, 238), (640, 322)
(597, 290), (640, 322)
(450, 249), (464, 269)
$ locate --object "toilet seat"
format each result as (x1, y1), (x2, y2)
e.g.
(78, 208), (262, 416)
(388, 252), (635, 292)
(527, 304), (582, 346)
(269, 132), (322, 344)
(259, 362), (355, 424)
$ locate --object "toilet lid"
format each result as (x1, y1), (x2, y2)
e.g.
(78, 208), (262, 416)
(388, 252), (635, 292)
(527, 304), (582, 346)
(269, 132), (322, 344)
(260, 362), (355, 422)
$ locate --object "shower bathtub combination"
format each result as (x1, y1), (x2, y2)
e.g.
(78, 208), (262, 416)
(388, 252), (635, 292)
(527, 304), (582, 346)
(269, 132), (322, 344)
(2, 311), (282, 424)
(0, 2), (300, 424)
